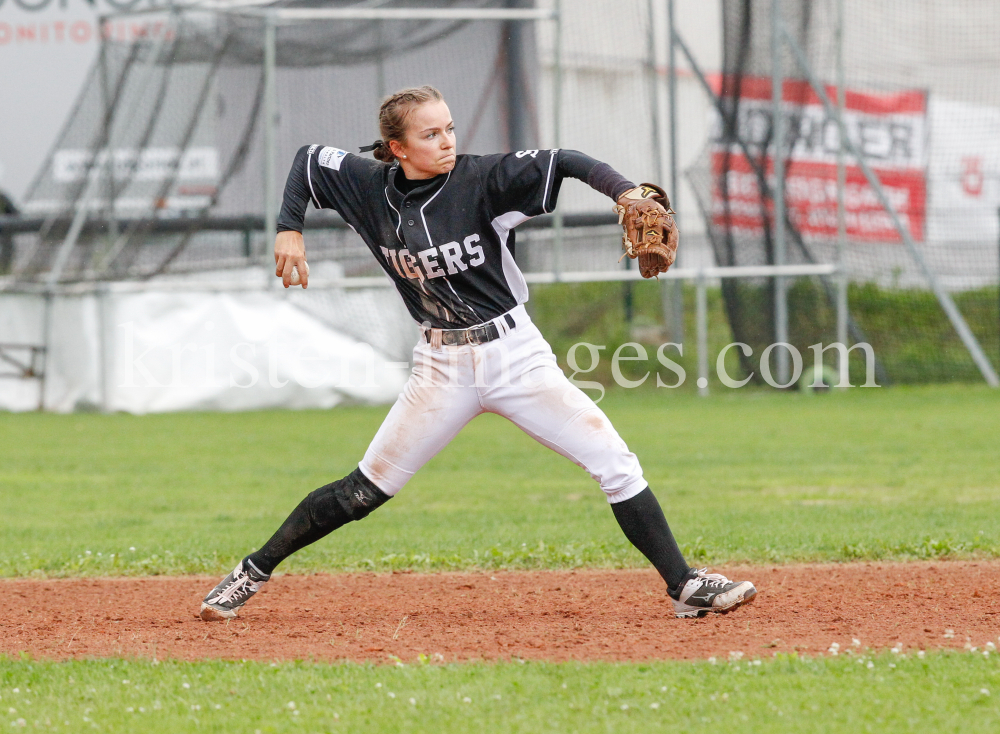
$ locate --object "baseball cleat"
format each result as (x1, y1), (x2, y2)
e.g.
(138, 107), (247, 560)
(199, 559), (269, 621)
(669, 568), (756, 619)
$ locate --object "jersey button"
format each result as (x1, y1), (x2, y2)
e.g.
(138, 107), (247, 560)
(407, 220), (415, 225)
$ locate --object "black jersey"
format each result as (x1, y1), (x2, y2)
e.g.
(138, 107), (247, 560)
(277, 146), (633, 329)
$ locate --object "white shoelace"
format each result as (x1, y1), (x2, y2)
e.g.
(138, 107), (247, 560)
(212, 567), (262, 604)
(693, 568), (732, 589)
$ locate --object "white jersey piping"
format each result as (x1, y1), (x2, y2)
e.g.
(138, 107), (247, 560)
(306, 145), (320, 209)
(541, 148), (559, 213)
(384, 187), (403, 243)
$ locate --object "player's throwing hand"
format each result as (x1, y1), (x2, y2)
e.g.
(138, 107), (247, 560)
(274, 230), (309, 288)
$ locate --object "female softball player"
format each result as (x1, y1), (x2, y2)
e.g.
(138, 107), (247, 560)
(200, 86), (756, 621)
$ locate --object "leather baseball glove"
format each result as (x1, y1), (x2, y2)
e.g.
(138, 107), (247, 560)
(613, 183), (678, 278)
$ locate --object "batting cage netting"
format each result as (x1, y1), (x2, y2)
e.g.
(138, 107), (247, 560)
(0, 0), (672, 412)
(686, 0), (1000, 385)
(10, 0), (667, 283)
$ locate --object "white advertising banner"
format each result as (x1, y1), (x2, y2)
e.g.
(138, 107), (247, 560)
(926, 98), (1000, 244)
(51, 147), (220, 183)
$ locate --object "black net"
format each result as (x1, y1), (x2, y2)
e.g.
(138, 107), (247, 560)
(1, 0), (676, 369)
(10, 0), (543, 283)
(688, 0), (1000, 384)
(6, 0), (675, 287)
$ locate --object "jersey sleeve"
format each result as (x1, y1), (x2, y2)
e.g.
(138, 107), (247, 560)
(557, 149), (635, 201)
(474, 149), (563, 218)
(276, 144), (382, 232)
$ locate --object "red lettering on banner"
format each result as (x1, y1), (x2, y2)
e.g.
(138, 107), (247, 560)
(710, 153), (925, 243)
(961, 157), (984, 197)
(0, 20), (163, 44)
(709, 73), (928, 243)
(70, 20), (91, 43)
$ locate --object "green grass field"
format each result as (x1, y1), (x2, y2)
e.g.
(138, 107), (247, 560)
(3, 652), (1000, 733)
(1, 385), (998, 577)
(529, 280), (1000, 386)
(2, 385), (999, 732)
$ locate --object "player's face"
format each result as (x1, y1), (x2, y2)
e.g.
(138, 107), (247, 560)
(399, 100), (457, 178)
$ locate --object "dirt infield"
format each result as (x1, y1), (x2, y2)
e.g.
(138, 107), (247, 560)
(2, 562), (998, 663)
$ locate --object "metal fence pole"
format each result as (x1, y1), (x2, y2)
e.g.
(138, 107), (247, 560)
(375, 20), (386, 99)
(666, 0), (684, 343)
(38, 292), (52, 412)
(551, 0), (564, 281)
(99, 40), (118, 261)
(504, 2), (529, 151)
(696, 269), (708, 396)
(835, 0), (849, 385)
(262, 11), (278, 266)
(98, 284), (110, 413)
(771, 0), (789, 384)
(647, 0), (664, 196)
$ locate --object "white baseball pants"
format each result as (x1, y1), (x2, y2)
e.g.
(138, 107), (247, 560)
(359, 305), (647, 503)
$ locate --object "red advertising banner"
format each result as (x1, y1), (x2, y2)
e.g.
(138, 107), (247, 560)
(708, 75), (928, 243)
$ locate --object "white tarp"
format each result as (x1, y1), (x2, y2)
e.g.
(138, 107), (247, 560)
(0, 265), (415, 413)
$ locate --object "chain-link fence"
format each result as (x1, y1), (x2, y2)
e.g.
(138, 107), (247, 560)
(4, 0), (676, 283)
(686, 0), (1000, 385)
(0, 0), (686, 411)
(3, 0), (997, 411)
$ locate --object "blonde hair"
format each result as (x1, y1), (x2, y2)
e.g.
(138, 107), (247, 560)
(371, 85), (445, 163)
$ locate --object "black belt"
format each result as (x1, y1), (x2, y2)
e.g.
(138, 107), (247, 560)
(424, 313), (516, 346)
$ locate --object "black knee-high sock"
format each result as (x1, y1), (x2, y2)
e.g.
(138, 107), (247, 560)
(611, 487), (690, 591)
(246, 467), (390, 577)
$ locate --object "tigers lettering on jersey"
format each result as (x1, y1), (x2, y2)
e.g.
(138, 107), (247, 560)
(379, 234), (485, 281)
(280, 145), (564, 329)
